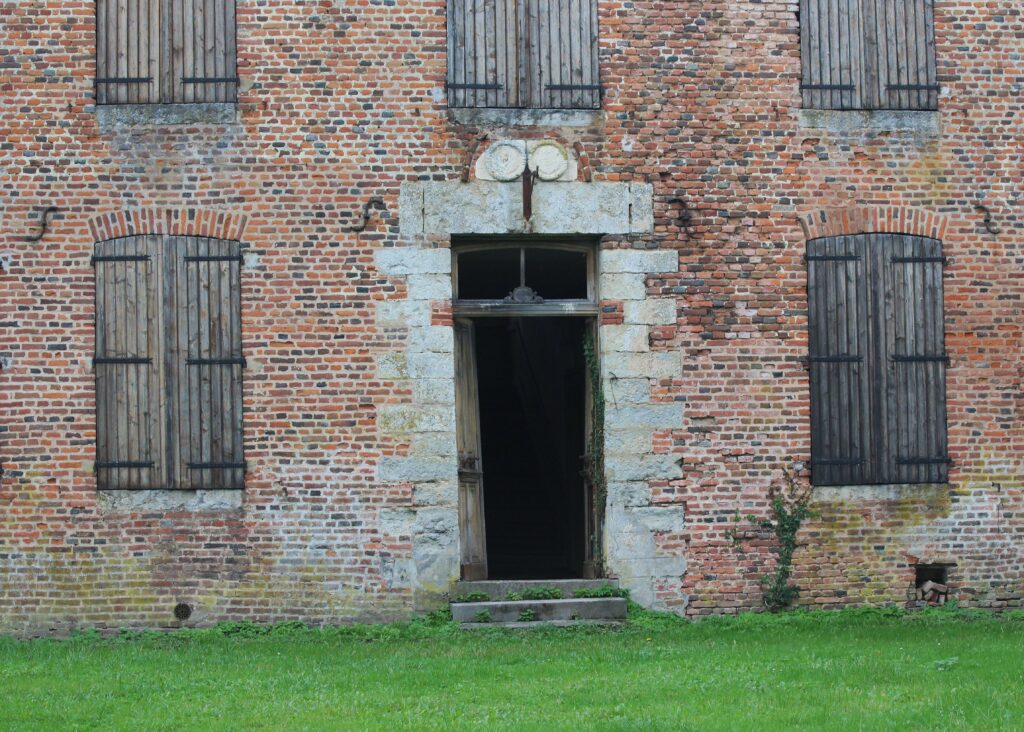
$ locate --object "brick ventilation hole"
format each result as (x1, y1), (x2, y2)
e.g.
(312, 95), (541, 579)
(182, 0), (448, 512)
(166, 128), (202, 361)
(173, 603), (193, 621)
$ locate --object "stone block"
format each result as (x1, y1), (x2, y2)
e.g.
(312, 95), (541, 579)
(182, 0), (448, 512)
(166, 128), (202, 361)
(399, 182), (424, 236)
(410, 432), (458, 458)
(600, 324), (650, 353)
(604, 378), (652, 404)
(376, 352), (408, 379)
(606, 454), (682, 482)
(604, 428), (653, 455)
(378, 457), (456, 483)
(377, 300), (431, 328)
(411, 378), (456, 404)
(422, 181), (522, 234)
(624, 299), (677, 326)
(408, 326), (454, 354)
(378, 405), (454, 434)
(629, 184), (655, 233)
(531, 182), (631, 234)
(375, 246), (450, 276)
(407, 352), (453, 380)
(599, 272), (647, 300)
(607, 481), (652, 507)
(602, 351), (682, 380)
(605, 403), (683, 429)
(600, 249), (678, 274)
(406, 273), (453, 301)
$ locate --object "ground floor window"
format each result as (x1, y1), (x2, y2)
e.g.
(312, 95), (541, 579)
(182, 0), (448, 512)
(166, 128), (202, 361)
(807, 233), (948, 486)
(93, 235), (244, 490)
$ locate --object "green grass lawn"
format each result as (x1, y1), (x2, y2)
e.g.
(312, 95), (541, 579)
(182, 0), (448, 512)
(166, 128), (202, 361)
(2, 606), (1023, 731)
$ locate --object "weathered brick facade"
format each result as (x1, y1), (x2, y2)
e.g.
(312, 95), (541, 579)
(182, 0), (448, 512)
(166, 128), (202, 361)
(1, 1), (1021, 633)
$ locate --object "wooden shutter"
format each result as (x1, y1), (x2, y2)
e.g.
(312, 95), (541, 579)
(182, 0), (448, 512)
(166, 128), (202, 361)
(808, 234), (947, 486)
(800, 0), (864, 110)
(801, 0), (936, 111)
(887, 234), (948, 483)
(94, 236), (162, 489)
(871, 0), (939, 111)
(807, 235), (870, 485)
(447, 0), (599, 109)
(96, 0), (238, 105)
(171, 237), (245, 489)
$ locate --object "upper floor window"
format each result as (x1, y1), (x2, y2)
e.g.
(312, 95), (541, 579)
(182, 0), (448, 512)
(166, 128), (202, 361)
(800, 0), (938, 111)
(96, 0), (238, 105)
(93, 235), (245, 490)
(446, 0), (600, 110)
(807, 233), (949, 486)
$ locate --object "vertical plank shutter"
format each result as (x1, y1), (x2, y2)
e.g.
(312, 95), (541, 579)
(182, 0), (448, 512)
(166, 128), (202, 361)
(808, 234), (947, 486)
(888, 234), (949, 483)
(807, 236), (868, 485)
(94, 235), (243, 490)
(96, 0), (237, 105)
(94, 236), (161, 489)
(875, 0), (939, 111)
(801, 0), (936, 110)
(800, 0), (863, 110)
(176, 237), (245, 489)
(447, 0), (599, 109)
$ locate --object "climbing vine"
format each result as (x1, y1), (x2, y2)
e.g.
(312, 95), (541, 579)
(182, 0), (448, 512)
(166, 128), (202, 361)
(582, 332), (606, 562)
(728, 468), (814, 612)
(759, 469), (813, 611)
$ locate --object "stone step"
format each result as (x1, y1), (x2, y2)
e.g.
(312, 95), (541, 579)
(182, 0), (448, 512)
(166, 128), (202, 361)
(451, 597), (627, 624)
(454, 578), (620, 600)
(460, 619), (622, 630)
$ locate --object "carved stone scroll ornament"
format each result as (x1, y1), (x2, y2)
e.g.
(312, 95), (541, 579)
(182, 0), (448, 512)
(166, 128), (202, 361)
(504, 286), (544, 304)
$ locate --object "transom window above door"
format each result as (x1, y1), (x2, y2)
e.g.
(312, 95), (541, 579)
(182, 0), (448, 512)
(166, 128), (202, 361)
(446, 0), (601, 110)
(453, 242), (597, 315)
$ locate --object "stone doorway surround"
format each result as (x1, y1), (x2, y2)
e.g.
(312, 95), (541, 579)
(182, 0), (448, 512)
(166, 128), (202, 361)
(376, 160), (686, 611)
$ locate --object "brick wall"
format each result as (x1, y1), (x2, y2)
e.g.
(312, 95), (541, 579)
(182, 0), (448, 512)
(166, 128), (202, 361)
(0, 0), (1021, 633)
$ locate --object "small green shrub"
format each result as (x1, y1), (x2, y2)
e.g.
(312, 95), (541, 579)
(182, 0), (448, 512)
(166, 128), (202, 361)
(505, 591), (523, 601)
(759, 469), (814, 612)
(519, 587), (564, 600)
(574, 585), (629, 599)
(454, 591), (490, 603)
(473, 610), (492, 623)
(518, 609), (538, 622)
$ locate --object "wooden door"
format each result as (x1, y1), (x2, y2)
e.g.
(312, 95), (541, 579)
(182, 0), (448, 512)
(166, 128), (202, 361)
(455, 319), (488, 580)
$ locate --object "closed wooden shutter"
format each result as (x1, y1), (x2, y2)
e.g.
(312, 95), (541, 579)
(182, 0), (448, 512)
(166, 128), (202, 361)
(807, 236), (870, 485)
(800, 0), (937, 111)
(96, 0), (238, 105)
(173, 237), (245, 490)
(94, 236), (162, 489)
(808, 233), (947, 485)
(94, 235), (244, 490)
(447, 0), (599, 110)
(887, 234), (948, 483)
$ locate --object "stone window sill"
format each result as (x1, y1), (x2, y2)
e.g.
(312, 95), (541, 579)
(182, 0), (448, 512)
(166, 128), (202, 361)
(97, 488), (243, 513)
(811, 482), (949, 502)
(448, 107), (603, 128)
(95, 103), (237, 129)
(798, 108), (940, 135)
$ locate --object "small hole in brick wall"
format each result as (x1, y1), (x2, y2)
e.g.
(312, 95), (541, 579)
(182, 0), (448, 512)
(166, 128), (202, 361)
(173, 602), (193, 620)
(915, 565), (951, 606)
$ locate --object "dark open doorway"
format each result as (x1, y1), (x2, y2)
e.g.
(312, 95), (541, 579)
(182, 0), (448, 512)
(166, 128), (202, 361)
(473, 317), (588, 579)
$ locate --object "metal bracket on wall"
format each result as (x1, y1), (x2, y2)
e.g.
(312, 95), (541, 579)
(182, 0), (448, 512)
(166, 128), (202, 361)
(341, 197), (388, 233)
(26, 206), (58, 243)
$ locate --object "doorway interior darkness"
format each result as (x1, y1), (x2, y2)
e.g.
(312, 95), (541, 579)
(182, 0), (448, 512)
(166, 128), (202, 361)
(474, 317), (588, 579)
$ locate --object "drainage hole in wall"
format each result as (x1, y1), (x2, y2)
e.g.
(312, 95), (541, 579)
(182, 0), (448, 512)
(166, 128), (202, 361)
(173, 602), (193, 620)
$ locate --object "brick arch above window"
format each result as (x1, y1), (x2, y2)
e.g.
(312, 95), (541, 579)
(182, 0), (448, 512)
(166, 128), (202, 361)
(88, 207), (247, 244)
(798, 206), (949, 243)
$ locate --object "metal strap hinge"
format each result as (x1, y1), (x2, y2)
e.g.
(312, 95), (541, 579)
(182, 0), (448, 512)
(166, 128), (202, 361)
(801, 83), (856, 91)
(892, 256), (949, 265)
(184, 255), (244, 263)
(805, 254), (860, 262)
(91, 255), (151, 265)
(808, 355), (862, 363)
(892, 354), (949, 364)
(187, 462), (247, 470)
(93, 356), (152, 366)
(811, 458), (865, 466)
(897, 457), (952, 466)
